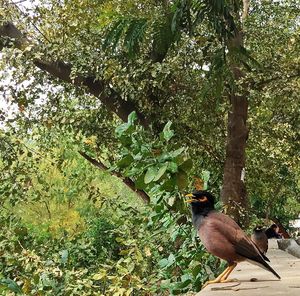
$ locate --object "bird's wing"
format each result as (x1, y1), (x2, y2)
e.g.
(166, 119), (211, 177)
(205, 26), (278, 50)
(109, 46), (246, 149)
(209, 212), (268, 261)
(235, 235), (270, 262)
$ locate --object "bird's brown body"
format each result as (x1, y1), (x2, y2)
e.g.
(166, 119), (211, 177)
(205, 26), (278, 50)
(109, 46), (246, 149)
(198, 211), (254, 264)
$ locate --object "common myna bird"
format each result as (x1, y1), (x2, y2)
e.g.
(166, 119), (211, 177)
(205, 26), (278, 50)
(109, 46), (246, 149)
(251, 226), (268, 255)
(265, 224), (282, 239)
(185, 190), (280, 288)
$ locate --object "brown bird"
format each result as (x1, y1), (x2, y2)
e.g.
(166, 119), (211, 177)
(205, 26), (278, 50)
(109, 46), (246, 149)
(251, 226), (268, 255)
(185, 190), (280, 288)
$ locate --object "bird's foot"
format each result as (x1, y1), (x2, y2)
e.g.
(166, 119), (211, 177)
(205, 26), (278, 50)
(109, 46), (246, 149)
(202, 278), (239, 290)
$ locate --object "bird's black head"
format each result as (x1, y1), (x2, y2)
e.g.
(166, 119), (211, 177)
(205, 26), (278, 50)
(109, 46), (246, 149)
(253, 225), (265, 233)
(185, 190), (215, 215)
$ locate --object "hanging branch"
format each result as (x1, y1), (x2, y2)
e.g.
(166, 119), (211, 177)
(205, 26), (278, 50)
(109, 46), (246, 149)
(78, 151), (150, 204)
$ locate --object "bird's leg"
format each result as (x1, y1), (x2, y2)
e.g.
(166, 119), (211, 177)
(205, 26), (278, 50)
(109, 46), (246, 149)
(202, 267), (230, 289)
(202, 263), (238, 289)
(220, 262), (237, 281)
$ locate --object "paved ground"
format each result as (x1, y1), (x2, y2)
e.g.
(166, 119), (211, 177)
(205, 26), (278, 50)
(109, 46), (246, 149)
(196, 240), (300, 296)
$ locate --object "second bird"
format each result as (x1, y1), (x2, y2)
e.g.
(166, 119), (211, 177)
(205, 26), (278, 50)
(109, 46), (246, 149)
(251, 226), (268, 255)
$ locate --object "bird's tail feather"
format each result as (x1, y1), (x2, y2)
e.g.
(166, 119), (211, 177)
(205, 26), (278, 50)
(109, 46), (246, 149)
(246, 258), (281, 279)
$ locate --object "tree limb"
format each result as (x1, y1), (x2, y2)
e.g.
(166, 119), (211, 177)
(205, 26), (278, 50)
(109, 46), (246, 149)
(0, 21), (149, 127)
(78, 151), (150, 204)
(0, 21), (26, 49)
(242, 0), (250, 21)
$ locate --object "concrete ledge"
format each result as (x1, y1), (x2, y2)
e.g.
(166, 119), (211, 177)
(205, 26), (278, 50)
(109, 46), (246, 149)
(277, 238), (300, 258)
(195, 240), (300, 296)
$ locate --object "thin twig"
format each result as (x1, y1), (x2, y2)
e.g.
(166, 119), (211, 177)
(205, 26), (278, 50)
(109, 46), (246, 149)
(78, 151), (151, 203)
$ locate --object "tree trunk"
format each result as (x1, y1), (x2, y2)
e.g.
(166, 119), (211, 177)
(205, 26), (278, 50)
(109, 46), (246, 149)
(221, 31), (249, 226)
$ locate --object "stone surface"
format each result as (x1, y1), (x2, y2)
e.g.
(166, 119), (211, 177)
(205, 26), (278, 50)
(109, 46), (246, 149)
(277, 239), (300, 258)
(195, 239), (300, 296)
(277, 239), (291, 250)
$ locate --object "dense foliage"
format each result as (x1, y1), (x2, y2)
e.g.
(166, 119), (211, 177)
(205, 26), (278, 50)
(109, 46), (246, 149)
(0, 0), (299, 295)
(0, 119), (225, 295)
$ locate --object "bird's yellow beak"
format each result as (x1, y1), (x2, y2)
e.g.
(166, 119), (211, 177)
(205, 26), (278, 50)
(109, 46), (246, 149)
(185, 193), (197, 203)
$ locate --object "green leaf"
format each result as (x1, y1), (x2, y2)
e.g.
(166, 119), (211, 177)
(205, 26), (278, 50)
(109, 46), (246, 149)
(103, 19), (128, 50)
(192, 264), (202, 277)
(158, 258), (169, 268)
(128, 111), (137, 124)
(144, 166), (157, 184)
(158, 152), (172, 162)
(168, 253), (176, 265)
(162, 121), (174, 141)
(201, 170), (210, 182)
(124, 19), (148, 57)
(158, 253), (176, 268)
(92, 270), (107, 280)
(181, 273), (192, 282)
(201, 170), (210, 189)
(0, 279), (22, 294)
(175, 278), (192, 289)
(135, 174), (146, 190)
(115, 237), (124, 243)
(170, 147), (185, 158)
(115, 112), (137, 138)
(161, 177), (176, 191)
(116, 155), (134, 168)
(59, 249), (69, 264)
(119, 135), (132, 146)
(167, 162), (178, 173)
(115, 122), (131, 138)
(179, 159), (193, 172)
(176, 170), (188, 190)
(153, 164), (168, 181)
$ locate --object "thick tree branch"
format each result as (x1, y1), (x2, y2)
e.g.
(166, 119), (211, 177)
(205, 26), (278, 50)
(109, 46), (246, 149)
(33, 60), (149, 126)
(0, 22), (149, 127)
(0, 21), (26, 49)
(78, 151), (150, 204)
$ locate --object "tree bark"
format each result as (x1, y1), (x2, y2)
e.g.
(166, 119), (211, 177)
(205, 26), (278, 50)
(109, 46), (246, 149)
(221, 30), (249, 226)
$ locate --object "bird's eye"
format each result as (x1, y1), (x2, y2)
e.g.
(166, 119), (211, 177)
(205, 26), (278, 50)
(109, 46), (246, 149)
(199, 196), (208, 202)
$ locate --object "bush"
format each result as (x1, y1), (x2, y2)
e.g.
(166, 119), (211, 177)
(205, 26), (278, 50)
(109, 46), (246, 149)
(87, 216), (120, 260)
